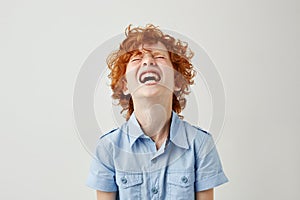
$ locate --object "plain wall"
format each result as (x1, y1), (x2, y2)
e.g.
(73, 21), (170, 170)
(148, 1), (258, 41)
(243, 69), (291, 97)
(1, 0), (299, 199)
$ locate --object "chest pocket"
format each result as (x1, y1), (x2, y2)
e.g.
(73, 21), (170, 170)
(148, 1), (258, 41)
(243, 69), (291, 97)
(167, 172), (195, 200)
(116, 172), (143, 200)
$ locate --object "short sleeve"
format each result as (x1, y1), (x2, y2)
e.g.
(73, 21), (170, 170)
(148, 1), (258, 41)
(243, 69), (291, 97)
(195, 133), (229, 191)
(86, 137), (118, 192)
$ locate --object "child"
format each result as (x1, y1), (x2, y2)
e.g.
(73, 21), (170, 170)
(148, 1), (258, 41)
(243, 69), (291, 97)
(87, 24), (228, 200)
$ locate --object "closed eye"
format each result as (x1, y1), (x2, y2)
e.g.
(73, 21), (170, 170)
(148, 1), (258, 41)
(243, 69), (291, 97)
(130, 58), (142, 62)
(155, 56), (165, 59)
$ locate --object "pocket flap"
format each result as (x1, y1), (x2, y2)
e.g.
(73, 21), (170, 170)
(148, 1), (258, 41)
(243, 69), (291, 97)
(116, 173), (143, 189)
(167, 172), (194, 187)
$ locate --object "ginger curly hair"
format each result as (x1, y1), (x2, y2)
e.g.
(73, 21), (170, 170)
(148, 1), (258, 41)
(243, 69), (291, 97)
(107, 24), (196, 120)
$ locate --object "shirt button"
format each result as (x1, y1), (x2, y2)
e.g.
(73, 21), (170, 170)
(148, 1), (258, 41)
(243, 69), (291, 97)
(181, 176), (188, 183)
(121, 177), (127, 184)
(151, 187), (158, 194)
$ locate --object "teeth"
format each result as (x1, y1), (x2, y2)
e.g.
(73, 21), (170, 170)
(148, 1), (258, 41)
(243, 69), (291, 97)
(140, 72), (161, 84)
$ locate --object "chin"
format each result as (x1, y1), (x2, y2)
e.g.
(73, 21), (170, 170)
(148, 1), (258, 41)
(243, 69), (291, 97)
(136, 88), (173, 99)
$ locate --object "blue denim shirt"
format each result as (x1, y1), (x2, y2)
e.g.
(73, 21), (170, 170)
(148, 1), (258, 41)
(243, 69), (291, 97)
(86, 111), (228, 199)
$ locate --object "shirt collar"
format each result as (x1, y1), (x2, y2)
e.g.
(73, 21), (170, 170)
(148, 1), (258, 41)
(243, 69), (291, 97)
(125, 112), (145, 147)
(125, 111), (189, 149)
(169, 111), (189, 149)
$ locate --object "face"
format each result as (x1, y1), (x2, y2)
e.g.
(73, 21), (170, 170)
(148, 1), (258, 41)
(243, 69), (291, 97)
(123, 42), (177, 99)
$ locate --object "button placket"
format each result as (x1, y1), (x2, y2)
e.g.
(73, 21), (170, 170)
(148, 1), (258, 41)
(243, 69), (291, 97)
(151, 187), (158, 194)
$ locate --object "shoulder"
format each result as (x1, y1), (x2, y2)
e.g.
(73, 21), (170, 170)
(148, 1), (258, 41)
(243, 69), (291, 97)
(181, 121), (214, 148)
(181, 120), (211, 138)
(99, 127), (120, 139)
(190, 125), (210, 136)
(95, 127), (121, 150)
(96, 123), (131, 151)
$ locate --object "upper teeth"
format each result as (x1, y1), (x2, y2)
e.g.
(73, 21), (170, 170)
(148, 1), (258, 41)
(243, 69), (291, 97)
(140, 72), (160, 83)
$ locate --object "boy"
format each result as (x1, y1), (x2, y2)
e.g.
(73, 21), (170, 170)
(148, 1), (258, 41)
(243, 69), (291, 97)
(87, 24), (228, 200)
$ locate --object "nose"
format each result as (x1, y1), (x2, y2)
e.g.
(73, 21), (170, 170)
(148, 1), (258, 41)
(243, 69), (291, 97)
(142, 54), (156, 66)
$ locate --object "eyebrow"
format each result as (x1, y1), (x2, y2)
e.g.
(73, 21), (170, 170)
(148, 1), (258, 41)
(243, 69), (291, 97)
(139, 49), (169, 55)
(151, 50), (168, 55)
(130, 51), (143, 58)
(129, 49), (169, 59)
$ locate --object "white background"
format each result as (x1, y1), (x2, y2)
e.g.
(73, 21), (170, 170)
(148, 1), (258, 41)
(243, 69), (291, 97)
(1, 0), (299, 199)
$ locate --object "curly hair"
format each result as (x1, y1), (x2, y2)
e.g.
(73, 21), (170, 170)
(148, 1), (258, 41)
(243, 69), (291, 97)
(107, 24), (196, 120)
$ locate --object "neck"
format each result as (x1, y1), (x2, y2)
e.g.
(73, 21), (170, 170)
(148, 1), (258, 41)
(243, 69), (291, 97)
(132, 96), (173, 150)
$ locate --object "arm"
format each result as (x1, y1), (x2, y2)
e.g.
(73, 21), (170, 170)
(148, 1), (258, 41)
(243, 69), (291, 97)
(86, 137), (118, 199)
(196, 188), (214, 200)
(194, 132), (228, 196)
(96, 190), (116, 200)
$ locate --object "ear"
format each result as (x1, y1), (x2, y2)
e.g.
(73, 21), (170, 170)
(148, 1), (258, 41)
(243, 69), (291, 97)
(174, 77), (181, 92)
(122, 77), (130, 95)
(174, 84), (181, 92)
(173, 73), (182, 92)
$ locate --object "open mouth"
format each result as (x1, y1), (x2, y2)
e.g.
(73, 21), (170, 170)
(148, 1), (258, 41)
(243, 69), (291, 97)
(139, 71), (161, 84)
